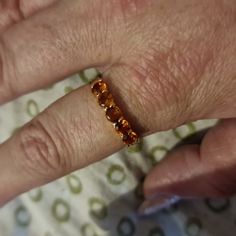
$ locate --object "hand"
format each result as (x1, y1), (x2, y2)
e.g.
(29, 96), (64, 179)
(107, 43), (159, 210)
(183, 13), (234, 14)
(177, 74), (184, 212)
(0, 0), (235, 206)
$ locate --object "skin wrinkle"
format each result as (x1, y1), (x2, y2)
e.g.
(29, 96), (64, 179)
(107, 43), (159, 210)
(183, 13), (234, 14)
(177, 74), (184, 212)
(125, 48), (193, 128)
(128, 50), (171, 106)
(86, 0), (126, 66)
(19, 121), (61, 178)
(166, 2), (222, 116)
(41, 112), (71, 172)
(11, 21), (59, 90)
(106, 3), (142, 65)
(206, 49), (236, 117)
(0, 36), (20, 102)
(187, 45), (218, 118)
(189, 3), (236, 119)
(39, 107), (73, 173)
(75, 94), (97, 166)
(49, 112), (77, 171)
(85, 92), (98, 164)
(94, 7), (111, 64)
(73, 1), (113, 68)
(69, 116), (87, 168)
(162, 51), (192, 103)
(36, 117), (68, 173)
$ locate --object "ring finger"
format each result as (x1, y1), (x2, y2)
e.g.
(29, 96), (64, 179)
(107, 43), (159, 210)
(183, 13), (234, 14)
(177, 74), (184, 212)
(0, 69), (145, 205)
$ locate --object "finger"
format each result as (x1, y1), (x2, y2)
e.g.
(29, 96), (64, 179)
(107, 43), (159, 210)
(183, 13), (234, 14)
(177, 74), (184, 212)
(0, 64), (165, 204)
(0, 0), (58, 33)
(0, 70), (147, 205)
(0, 0), (113, 104)
(144, 118), (236, 199)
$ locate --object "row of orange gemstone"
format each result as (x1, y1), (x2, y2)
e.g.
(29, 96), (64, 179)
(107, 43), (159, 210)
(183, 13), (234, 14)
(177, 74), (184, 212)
(91, 78), (138, 145)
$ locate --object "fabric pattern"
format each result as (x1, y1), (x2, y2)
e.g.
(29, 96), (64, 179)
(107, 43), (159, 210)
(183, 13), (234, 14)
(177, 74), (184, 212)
(0, 69), (235, 236)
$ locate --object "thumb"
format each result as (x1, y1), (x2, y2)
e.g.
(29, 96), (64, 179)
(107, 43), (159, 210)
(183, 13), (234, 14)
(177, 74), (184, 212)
(143, 119), (236, 201)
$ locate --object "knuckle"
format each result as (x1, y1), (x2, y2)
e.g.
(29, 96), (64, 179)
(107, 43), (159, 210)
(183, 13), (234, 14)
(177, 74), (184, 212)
(19, 119), (65, 178)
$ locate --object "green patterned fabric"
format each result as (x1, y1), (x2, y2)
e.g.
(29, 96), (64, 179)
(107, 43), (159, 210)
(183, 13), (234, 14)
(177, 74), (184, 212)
(0, 69), (235, 236)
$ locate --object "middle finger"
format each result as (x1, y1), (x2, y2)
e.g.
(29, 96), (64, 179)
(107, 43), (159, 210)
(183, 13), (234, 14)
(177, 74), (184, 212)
(0, 0), (115, 104)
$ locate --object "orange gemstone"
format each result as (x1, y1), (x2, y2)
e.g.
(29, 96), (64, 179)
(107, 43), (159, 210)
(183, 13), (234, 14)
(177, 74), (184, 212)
(122, 131), (138, 145)
(106, 106), (123, 122)
(91, 80), (108, 96)
(115, 119), (131, 134)
(98, 91), (114, 108)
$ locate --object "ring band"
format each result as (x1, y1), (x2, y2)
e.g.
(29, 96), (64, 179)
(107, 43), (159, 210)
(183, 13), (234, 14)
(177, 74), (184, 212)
(91, 77), (139, 146)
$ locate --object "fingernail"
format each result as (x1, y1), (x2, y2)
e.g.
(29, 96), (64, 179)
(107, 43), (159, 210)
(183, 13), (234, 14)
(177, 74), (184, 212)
(138, 194), (181, 216)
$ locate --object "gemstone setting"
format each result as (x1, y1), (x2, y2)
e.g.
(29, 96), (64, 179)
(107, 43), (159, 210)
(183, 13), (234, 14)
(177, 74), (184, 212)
(106, 106), (123, 122)
(98, 91), (114, 108)
(122, 131), (138, 145)
(91, 78), (139, 146)
(91, 80), (108, 97)
(115, 119), (131, 134)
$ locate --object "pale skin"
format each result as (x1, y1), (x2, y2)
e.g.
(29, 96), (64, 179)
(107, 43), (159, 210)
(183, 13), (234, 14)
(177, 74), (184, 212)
(0, 0), (236, 208)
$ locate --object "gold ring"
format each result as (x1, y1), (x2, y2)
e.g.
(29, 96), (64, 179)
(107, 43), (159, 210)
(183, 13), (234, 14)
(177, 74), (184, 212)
(91, 77), (139, 146)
